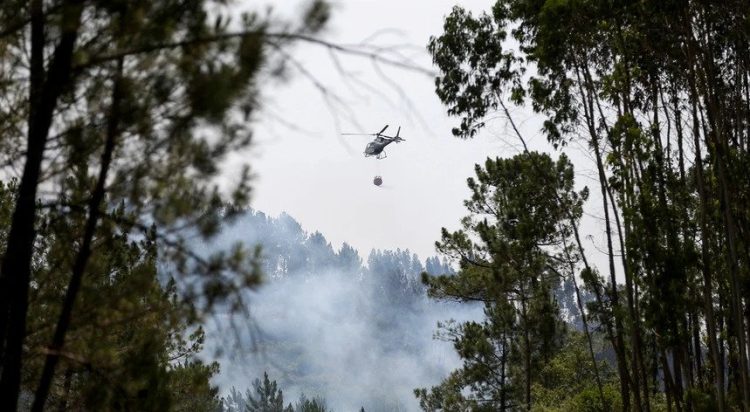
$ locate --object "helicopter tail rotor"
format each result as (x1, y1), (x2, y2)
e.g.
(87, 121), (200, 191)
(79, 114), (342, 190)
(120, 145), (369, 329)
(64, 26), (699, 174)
(394, 126), (404, 142)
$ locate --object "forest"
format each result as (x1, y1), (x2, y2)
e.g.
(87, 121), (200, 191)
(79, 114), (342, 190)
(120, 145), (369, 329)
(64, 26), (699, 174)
(1, 0), (749, 411)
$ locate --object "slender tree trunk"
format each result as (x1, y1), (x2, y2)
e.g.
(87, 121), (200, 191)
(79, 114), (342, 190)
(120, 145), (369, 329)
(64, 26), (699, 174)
(706, 115), (750, 408)
(691, 9), (750, 405)
(0, 0), (45, 367)
(501, 331), (508, 412)
(608, 20), (653, 409)
(0, 0), (44, 362)
(568, 213), (627, 408)
(651, 77), (687, 410)
(520, 288), (532, 411)
(32, 55), (124, 412)
(672, 83), (701, 395)
(691, 307), (703, 388)
(562, 232), (606, 407)
(574, 60), (636, 412)
(688, 72), (725, 410)
(0, 2), (83, 409)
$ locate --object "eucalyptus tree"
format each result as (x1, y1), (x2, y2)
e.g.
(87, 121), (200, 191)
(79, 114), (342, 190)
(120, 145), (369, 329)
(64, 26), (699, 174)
(427, 1), (750, 410)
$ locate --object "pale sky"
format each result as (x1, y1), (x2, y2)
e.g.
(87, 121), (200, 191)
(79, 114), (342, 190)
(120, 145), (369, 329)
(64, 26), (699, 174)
(226, 0), (612, 266)
(222, 0), (512, 260)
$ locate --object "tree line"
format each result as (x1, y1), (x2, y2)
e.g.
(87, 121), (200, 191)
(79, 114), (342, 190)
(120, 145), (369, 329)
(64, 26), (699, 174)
(221, 372), (330, 412)
(227, 209), (453, 283)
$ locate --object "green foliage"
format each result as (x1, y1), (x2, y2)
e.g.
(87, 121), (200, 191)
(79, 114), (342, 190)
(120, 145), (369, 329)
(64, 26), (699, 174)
(427, 6), (521, 138)
(0, 182), (220, 410)
(419, 152), (585, 410)
(0, 0), (331, 409)
(428, 0), (750, 410)
(530, 332), (620, 412)
(293, 393), (330, 412)
(246, 372), (287, 412)
(221, 373), (331, 412)
(169, 360), (222, 412)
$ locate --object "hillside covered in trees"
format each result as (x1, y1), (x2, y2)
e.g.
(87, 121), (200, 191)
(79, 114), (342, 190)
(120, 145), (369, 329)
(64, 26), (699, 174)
(202, 209), (464, 412)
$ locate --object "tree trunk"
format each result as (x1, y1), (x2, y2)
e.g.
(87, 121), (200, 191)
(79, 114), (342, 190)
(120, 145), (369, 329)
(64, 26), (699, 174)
(688, 71), (725, 410)
(574, 60), (636, 411)
(562, 232), (606, 407)
(32, 55), (123, 412)
(0, 2), (83, 409)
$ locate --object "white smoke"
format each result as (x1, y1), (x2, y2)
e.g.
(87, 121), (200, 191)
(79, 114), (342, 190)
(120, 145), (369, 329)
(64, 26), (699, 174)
(188, 210), (482, 411)
(204, 270), (480, 412)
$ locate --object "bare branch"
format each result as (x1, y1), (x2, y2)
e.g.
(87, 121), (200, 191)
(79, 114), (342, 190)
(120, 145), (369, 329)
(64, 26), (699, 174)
(74, 31), (436, 76)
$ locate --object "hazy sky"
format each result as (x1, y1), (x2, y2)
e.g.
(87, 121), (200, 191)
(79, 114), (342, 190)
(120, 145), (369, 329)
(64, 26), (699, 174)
(220, 0), (612, 271)
(224, 0), (517, 260)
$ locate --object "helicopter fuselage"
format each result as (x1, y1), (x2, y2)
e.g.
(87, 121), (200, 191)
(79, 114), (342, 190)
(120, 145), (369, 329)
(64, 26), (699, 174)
(342, 125), (404, 159)
(364, 137), (399, 157)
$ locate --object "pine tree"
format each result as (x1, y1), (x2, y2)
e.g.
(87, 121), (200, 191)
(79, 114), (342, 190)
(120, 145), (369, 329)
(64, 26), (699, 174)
(0, 181), (221, 410)
(292, 393), (329, 412)
(246, 372), (287, 412)
(419, 152), (581, 410)
(336, 242), (364, 277)
(0, 0), (332, 409)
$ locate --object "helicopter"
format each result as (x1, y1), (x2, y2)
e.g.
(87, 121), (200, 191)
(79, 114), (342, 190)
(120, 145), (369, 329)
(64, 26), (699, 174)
(343, 124), (405, 159)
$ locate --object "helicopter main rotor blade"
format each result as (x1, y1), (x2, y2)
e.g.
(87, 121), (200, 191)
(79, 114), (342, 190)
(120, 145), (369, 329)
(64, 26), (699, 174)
(342, 133), (375, 136)
(378, 124), (389, 135)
